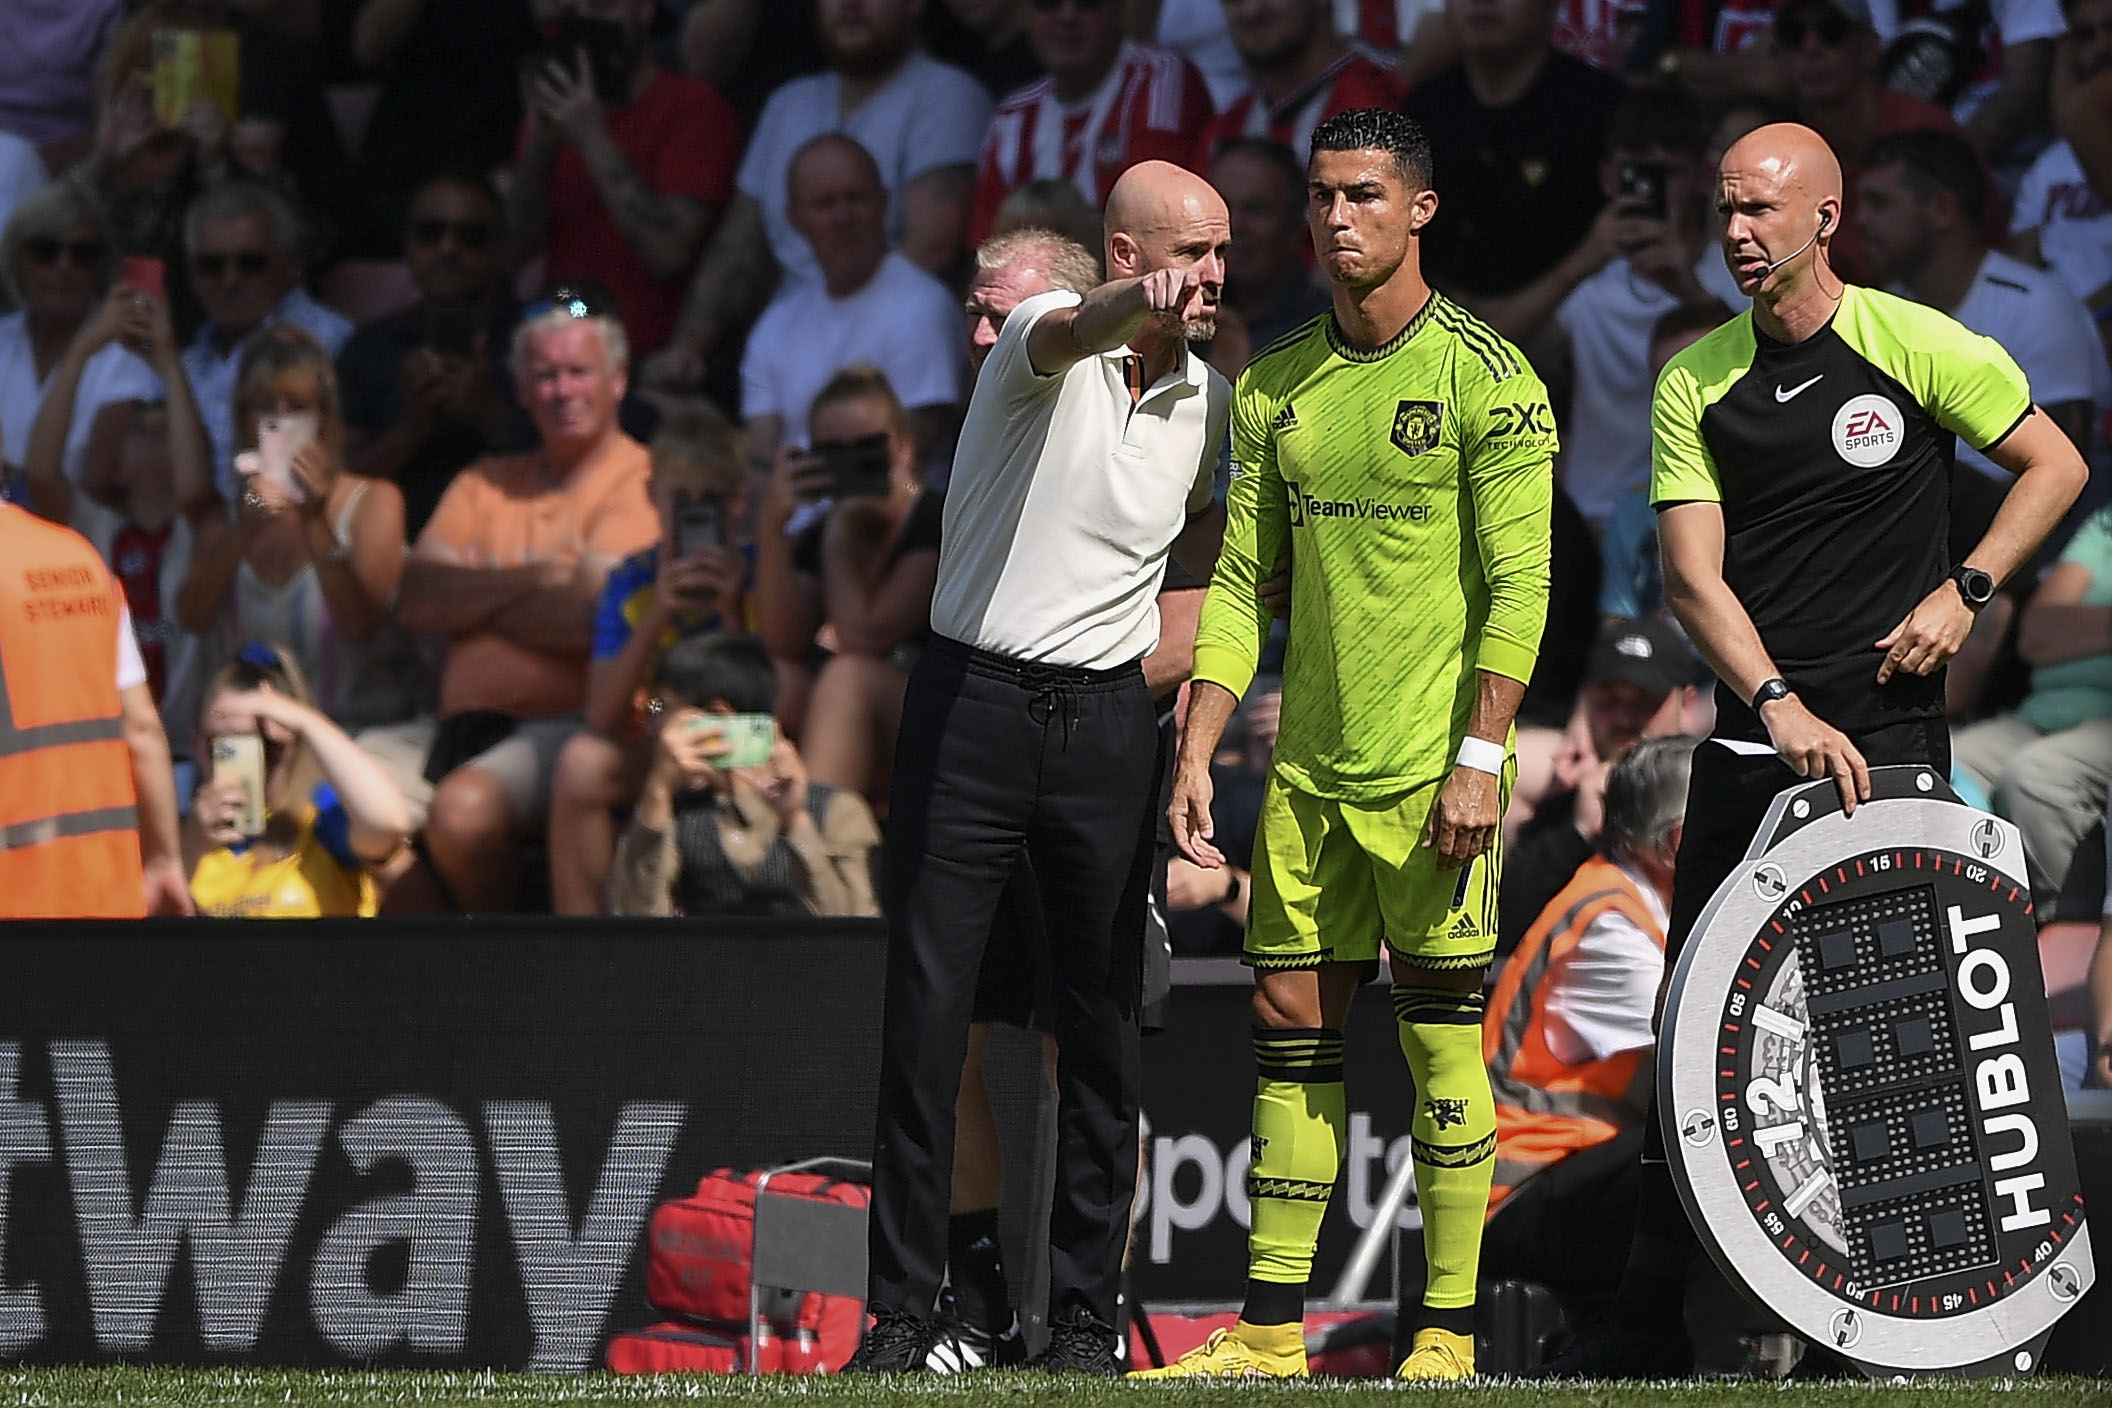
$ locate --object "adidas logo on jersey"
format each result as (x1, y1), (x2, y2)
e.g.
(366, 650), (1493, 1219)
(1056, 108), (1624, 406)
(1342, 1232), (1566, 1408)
(1272, 402), (1298, 430)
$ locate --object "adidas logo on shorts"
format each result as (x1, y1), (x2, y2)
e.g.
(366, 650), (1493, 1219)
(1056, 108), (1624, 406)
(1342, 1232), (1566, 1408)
(1448, 913), (1480, 940)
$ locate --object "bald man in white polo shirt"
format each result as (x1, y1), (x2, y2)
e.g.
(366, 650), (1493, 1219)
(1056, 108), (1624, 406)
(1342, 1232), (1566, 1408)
(852, 162), (1233, 1376)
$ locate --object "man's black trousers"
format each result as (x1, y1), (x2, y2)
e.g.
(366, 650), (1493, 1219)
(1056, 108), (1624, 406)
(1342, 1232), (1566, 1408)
(868, 635), (1160, 1326)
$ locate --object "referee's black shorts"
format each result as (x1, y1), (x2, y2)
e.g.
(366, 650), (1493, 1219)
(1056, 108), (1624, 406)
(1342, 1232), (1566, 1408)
(1665, 715), (1952, 961)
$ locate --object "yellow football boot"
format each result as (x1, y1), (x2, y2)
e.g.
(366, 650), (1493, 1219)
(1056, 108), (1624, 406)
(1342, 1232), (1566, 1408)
(1126, 1321), (1309, 1379)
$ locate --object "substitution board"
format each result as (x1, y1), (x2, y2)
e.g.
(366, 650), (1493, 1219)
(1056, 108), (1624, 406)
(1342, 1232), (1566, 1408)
(1660, 764), (2093, 1377)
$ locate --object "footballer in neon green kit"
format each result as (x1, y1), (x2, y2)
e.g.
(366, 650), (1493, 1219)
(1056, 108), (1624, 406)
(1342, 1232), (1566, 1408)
(1134, 109), (1554, 1384)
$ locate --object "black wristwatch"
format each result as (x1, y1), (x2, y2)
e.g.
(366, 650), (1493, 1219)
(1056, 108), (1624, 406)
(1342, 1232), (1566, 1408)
(1751, 677), (1794, 711)
(1950, 564), (1996, 611)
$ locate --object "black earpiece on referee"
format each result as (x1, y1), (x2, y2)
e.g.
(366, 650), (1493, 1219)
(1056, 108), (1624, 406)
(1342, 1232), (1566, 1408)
(1763, 208), (1831, 274)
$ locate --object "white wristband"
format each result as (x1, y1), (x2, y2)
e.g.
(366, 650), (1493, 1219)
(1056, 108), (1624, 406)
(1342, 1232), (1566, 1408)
(1455, 735), (1506, 776)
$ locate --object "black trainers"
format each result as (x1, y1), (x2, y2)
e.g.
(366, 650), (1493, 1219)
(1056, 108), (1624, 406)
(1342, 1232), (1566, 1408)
(926, 1309), (1025, 1371)
(844, 1305), (937, 1373)
(1028, 1306), (1120, 1377)
(1537, 1318), (1694, 1380)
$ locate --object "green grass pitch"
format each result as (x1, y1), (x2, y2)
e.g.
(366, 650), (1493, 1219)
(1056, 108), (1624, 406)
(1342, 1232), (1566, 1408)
(1, 1370), (2105, 1407)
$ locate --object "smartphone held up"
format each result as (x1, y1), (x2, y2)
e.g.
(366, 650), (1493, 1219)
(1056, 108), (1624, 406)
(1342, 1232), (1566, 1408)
(209, 733), (267, 839)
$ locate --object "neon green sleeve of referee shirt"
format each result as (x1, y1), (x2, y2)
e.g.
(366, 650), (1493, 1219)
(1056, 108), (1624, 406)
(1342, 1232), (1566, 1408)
(1836, 287), (2034, 452)
(1191, 374), (1288, 702)
(1649, 351), (1727, 508)
(1460, 362), (1556, 686)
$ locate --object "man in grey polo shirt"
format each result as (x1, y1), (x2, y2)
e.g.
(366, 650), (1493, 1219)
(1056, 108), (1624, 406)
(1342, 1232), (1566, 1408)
(852, 160), (1232, 1376)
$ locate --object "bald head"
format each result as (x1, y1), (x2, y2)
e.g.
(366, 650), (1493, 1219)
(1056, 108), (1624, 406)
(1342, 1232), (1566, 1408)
(1103, 161), (1231, 342)
(1105, 161), (1229, 248)
(1722, 122), (1842, 206)
(788, 133), (884, 204)
(1717, 122), (1844, 301)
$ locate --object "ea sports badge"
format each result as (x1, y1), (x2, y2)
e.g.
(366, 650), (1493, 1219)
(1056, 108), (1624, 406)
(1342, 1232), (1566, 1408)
(1661, 766), (2093, 1378)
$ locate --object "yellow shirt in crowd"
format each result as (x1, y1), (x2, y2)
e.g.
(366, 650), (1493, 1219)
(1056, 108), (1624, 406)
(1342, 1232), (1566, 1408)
(190, 785), (378, 917)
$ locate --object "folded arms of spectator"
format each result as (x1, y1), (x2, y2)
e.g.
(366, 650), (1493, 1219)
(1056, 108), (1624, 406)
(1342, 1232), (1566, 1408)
(2016, 558), (2112, 667)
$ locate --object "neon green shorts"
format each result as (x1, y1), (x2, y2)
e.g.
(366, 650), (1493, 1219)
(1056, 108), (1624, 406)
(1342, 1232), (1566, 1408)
(1242, 767), (1509, 974)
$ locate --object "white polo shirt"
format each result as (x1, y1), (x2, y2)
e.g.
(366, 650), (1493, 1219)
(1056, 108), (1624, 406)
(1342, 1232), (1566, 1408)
(930, 289), (1230, 670)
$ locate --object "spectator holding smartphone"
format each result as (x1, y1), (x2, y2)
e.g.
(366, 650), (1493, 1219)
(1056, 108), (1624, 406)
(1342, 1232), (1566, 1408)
(754, 365), (940, 803)
(184, 642), (413, 917)
(548, 404), (751, 913)
(605, 632), (879, 917)
(176, 326), (413, 732)
(19, 281), (217, 752)
(0, 183), (163, 485)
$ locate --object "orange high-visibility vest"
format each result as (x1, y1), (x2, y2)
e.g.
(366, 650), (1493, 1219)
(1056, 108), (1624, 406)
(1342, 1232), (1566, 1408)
(1483, 856), (1664, 1216)
(0, 506), (145, 918)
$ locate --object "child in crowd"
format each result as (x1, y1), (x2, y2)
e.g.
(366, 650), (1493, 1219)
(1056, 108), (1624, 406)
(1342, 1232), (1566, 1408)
(606, 633), (878, 918)
(546, 405), (752, 913)
(17, 285), (216, 757)
(184, 643), (413, 917)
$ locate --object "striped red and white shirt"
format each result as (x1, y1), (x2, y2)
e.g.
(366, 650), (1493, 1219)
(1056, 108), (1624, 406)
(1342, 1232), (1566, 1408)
(1194, 50), (1404, 169)
(968, 42), (1214, 247)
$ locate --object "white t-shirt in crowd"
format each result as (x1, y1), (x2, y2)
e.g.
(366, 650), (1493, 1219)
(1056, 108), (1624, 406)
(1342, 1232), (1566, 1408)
(1539, 861), (1669, 1066)
(0, 312), (162, 481)
(1555, 250), (1741, 527)
(740, 251), (965, 449)
(2012, 140), (2112, 305)
(931, 290), (1230, 669)
(74, 499), (199, 744)
(1943, 249), (2111, 478)
(0, 130), (46, 237)
(737, 53), (992, 291)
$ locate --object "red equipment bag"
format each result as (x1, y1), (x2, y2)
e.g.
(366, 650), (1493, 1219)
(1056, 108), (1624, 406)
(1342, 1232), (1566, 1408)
(605, 1321), (816, 1374)
(639, 1167), (869, 1374)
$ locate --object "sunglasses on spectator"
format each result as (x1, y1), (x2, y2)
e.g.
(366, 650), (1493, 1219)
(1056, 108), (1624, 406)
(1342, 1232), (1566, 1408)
(1775, 8), (1854, 47)
(192, 250), (272, 279)
(23, 237), (106, 268)
(408, 218), (494, 251)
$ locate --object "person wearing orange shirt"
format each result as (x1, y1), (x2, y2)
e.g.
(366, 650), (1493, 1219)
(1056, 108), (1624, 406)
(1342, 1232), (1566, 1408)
(360, 285), (660, 912)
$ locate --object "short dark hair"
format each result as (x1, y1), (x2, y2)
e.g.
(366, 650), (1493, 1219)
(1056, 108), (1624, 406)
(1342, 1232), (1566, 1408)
(409, 167), (505, 222)
(1605, 82), (1706, 160)
(655, 634), (780, 715)
(1649, 300), (1734, 350)
(1309, 108), (1434, 191)
(1864, 129), (1987, 224)
(1213, 137), (1307, 216)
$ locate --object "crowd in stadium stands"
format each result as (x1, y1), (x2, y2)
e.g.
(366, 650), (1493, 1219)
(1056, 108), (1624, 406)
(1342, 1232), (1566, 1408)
(1, 0), (2110, 1091)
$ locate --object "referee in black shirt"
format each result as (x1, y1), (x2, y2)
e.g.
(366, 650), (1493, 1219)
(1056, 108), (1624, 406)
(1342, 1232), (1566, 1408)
(1552, 123), (2088, 1377)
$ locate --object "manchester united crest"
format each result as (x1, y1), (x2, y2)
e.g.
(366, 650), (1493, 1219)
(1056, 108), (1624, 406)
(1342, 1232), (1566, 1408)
(1391, 400), (1444, 457)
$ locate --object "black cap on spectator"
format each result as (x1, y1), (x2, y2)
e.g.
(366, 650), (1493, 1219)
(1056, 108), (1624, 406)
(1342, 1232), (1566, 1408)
(1586, 617), (1691, 700)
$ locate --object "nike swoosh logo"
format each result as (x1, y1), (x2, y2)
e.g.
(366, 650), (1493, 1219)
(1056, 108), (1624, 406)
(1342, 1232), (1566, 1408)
(1775, 375), (1823, 403)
